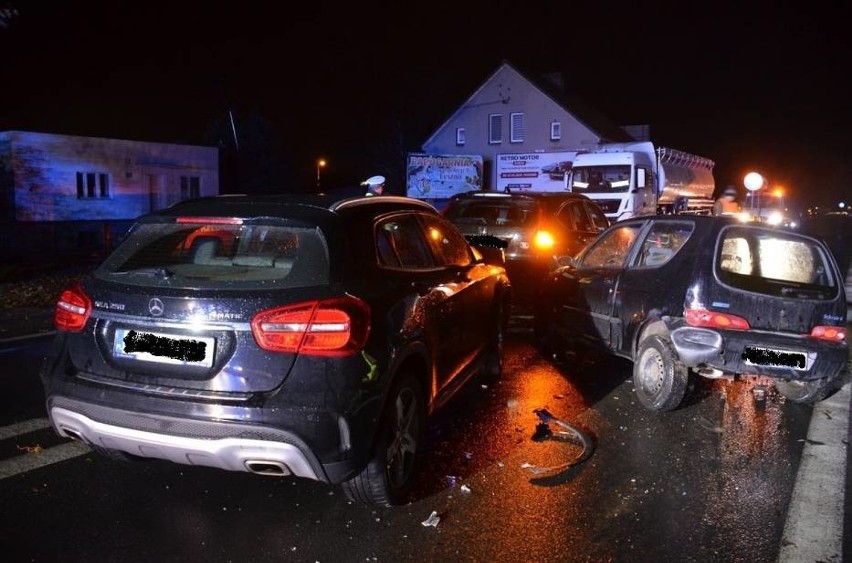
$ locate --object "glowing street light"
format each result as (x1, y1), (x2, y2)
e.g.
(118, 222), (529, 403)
(316, 159), (327, 192)
(743, 172), (765, 192)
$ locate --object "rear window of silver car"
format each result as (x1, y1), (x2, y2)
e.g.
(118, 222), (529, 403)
(716, 226), (837, 298)
(96, 222), (330, 289)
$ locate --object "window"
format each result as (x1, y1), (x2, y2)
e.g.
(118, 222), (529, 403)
(581, 224), (644, 268)
(510, 112), (525, 143)
(585, 202), (610, 231)
(76, 171), (110, 199)
(180, 176), (201, 200)
(419, 215), (472, 267)
(456, 127), (466, 146)
(634, 221), (694, 268)
(375, 215), (434, 269)
(550, 121), (561, 141)
(716, 226), (835, 297)
(488, 114), (503, 144)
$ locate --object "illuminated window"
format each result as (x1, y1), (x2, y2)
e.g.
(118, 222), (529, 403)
(510, 112), (525, 143)
(76, 171), (110, 199)
(488, 114), (503, 144)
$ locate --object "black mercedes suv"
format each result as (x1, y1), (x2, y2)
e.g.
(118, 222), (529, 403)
(41, 194), (510, 506)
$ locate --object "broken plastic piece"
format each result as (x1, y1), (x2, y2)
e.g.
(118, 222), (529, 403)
(460, 484), (471, 494)
(531, 422), (553, 442)
(445, 475), (458, 487)
(421, 510), (441, 527)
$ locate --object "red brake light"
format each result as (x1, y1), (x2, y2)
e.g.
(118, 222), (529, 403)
(810, 326), (847, 343)
(176, 217), (243, 225)
(55, 285), (92, 332)
(685, 308), (750, 330)
(251, 296), (371, 356)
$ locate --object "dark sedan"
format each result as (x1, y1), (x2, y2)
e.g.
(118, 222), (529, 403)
(534, 215), (848, 411)
(41, 194), (511, 506)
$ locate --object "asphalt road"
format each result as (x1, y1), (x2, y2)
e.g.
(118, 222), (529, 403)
(0, 326), (849, 562)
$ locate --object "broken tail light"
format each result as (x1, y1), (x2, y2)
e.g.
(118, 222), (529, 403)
(55, 285), (92, 332)
(684, 308), (750, 330)
(251, 296), (371, 356)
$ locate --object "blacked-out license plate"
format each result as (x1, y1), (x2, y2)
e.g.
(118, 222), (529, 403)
(742, 346), (809, 370)
(113, 329), (215, 368)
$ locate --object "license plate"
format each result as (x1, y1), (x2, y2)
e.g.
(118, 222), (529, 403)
(113, 328), (215, 368)
(742, 346), (810, 370)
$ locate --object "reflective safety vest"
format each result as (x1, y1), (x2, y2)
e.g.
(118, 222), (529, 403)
(714, 198), (740, 215)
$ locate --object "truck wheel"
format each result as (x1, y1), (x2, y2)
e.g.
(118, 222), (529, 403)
(633, 335), (688, 412)
(342, 372), (426, 507)
(775, 375), (844, 404)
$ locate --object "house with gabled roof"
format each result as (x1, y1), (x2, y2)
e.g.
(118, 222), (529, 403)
(420, 60), (635, 190)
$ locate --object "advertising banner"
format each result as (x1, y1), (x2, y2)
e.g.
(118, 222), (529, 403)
(495, 151), (578, 193)
(406, 153), (483, 200)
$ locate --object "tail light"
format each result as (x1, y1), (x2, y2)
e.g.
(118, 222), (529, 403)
(534, 230), (555, 250)
(251, 296), (371, 356)
(810, 326), (846, 343)
(55, 285), (92, 332)
(685, 308), (750, 330)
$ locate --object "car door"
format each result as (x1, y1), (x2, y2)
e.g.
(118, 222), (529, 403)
(417, 213), (490, 390)
(614, 219), (697, 354)
(570, 221), (646, 348)
(375, 213), (462, 385)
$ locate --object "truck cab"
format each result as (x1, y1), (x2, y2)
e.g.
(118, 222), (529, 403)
(569, 142), (715, 222)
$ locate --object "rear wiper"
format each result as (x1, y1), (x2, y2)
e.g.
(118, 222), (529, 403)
(111, 267), (175, 279)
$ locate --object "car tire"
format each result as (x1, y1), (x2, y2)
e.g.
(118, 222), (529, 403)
(481, 299), (506, 380)
(342, 372), (426, 507)
(633, 335), (688, 412)
(775, 374), (845, 404)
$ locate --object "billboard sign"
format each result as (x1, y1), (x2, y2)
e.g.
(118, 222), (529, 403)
(495, 151), (578, 193)
(406, 153), (483, 200)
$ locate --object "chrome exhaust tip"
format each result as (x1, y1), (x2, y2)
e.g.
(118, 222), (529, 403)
(245, 460), (291, 476)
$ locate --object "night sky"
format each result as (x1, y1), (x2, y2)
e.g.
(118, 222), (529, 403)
(1, 1), (850, 210)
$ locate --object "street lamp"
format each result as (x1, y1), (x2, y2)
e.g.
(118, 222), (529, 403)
(316, 159), (326, 192)
(743, 171), (765, 217)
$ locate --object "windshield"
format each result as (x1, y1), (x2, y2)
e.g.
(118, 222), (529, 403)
(571, 165), (632, 193)
(96, 221), (330, 289)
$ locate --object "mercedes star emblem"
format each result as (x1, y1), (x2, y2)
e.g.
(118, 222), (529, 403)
(148, 298), (165, 317)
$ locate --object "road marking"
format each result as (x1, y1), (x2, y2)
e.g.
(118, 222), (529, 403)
(778, 381), (850, 563)
(0, 417), (51, 440)
(0, 441), (91, 479)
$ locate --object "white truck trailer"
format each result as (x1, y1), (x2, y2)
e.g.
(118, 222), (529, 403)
(568, 142), (715, 221)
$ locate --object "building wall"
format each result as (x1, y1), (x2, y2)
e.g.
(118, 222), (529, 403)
(4, 130), (218, 222)
(0, 132), (13, 222)
(422, 64), (604, 188)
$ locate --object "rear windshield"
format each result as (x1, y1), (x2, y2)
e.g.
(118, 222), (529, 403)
(716, 226), (836, 299)
(96, 221), (330, 289)
(445, 200), (537, 227)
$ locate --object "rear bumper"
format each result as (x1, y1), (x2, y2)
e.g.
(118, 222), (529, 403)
(42, 382), (379, 484)
(670, 325), (848, 381)
(50, 403), (324, 480)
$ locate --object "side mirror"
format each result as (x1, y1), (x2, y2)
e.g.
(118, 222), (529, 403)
(555, 255), (577, 268)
